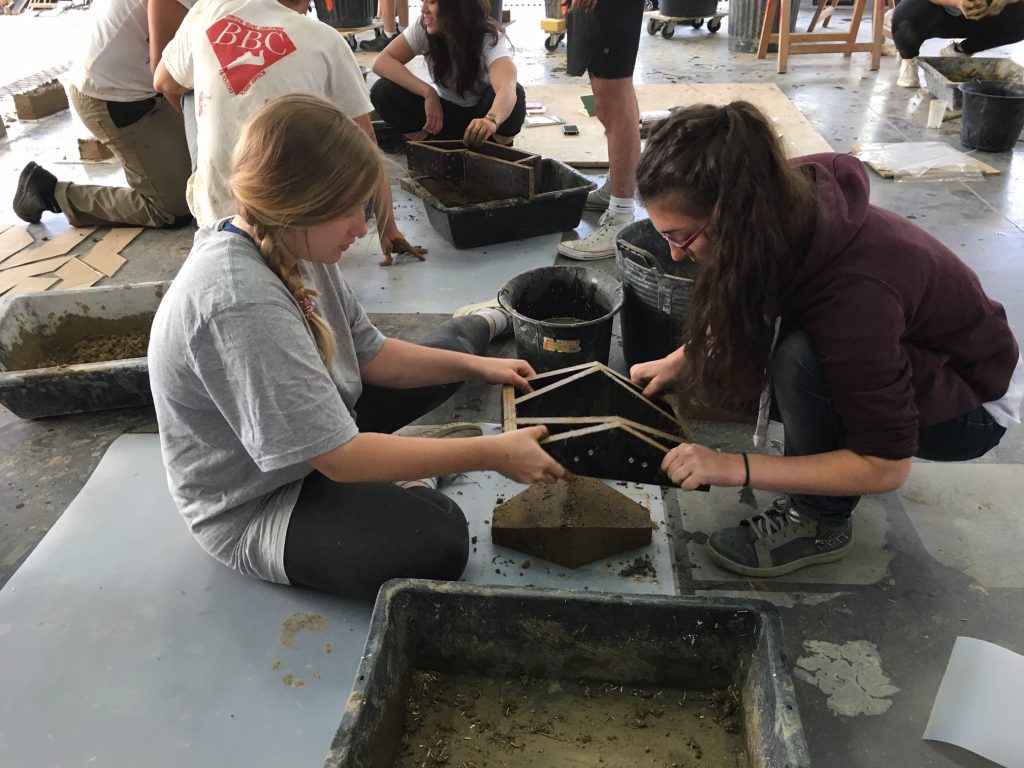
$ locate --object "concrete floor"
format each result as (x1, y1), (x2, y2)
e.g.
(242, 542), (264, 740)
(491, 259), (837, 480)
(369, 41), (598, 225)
(1, 1), (1023, 765)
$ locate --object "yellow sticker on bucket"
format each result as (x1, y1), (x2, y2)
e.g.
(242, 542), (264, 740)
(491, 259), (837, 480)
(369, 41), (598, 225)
(542, 337), (581, 353)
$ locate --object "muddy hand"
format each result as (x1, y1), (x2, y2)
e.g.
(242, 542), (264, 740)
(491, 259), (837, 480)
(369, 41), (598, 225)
(379, 236), (428, 267)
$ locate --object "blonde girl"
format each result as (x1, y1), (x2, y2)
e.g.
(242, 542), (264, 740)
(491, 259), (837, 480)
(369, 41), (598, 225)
(149, 95), (564, 598)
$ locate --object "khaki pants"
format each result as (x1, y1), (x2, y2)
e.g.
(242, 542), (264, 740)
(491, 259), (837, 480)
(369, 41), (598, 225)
(57, 85), (191, 228)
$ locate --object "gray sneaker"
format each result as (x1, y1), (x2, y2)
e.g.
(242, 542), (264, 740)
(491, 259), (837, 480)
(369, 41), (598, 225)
(705, 498), (853, 577)
(404, 422), (483, 488)
(584, 176), (611, 211)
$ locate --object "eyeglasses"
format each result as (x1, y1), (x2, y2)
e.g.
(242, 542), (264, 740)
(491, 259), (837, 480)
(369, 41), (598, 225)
(659, 223), (707, 253)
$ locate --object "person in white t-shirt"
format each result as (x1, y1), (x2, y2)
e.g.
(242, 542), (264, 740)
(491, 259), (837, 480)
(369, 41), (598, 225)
(370, 0), (525, 148)
(154, 0), (425, 264)
(12, 0), (194, 229)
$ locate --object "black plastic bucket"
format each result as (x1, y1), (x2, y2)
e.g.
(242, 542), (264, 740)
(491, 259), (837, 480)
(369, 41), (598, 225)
(498, 266), (623, 373)
(959, 80), (1024, 152)
(314, 0), (372, 29)
(615, 219), (698, 368)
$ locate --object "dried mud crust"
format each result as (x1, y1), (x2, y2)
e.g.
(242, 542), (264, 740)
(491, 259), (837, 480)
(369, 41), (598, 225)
(36, 331), (149, 367)
(395, 672), (745, 767)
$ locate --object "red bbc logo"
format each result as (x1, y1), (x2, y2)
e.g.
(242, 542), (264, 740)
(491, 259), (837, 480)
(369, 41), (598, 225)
(207, 16), (297, 96)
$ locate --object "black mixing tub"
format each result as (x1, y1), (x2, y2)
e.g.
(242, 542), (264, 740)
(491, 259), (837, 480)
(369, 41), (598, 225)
(324, 580), (811, 768)
(401, 159), (595, 249)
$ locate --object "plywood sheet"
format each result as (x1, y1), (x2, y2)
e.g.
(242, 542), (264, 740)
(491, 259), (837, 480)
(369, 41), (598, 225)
(54, 257), (103, 289)
(0, 226), (36, 263)
(0, 227), (96, 270)
(80, 227), (141, 277)
(0, 256), (73, 296)
(516, 83), (832, 167)
(8, 276), (60, 295)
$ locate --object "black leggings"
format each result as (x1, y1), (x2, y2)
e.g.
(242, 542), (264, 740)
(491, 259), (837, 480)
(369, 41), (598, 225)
(771, 330), (1006, 522)
(369, 77), (527, 140)
(282, 315), (490, 599)
(891, 0), (1024, 58)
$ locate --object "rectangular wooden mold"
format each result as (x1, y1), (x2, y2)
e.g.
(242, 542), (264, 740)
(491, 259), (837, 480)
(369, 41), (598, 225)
(406, 140), (542, 200)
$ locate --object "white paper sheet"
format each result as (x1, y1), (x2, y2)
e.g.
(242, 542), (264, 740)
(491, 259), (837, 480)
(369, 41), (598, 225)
(924, 636), (1024, 768)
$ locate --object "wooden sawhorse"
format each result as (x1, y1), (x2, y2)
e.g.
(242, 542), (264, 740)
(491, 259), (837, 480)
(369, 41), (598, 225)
(757, 0), (885, 73)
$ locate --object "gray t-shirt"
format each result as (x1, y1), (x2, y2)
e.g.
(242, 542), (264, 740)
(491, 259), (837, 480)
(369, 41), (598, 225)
(148, 224), (386, 583)
(403, 15), (513, 107)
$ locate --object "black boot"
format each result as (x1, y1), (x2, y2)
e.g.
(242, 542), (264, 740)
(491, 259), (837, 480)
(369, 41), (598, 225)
(13, 162), (60, 224)
(360, 30), (399, 52)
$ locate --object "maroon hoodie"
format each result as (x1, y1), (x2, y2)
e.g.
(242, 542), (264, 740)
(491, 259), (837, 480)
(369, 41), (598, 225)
(785, 153), (1019, 459)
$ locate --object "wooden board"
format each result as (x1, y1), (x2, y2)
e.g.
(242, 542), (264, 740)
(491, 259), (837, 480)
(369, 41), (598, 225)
(54, 257), (103, 289)
(0, 226), (34, 262)
(8, 276), (59, 295)
(515, 83), (833, 167)
(0, 227), (95, 270)
(80, 227), (141, 277)
(851, 142), (1000, 178)
(0, 256), (73, 296)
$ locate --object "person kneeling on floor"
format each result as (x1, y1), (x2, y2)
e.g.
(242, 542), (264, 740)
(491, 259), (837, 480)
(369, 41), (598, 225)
(630, 101), (1023, 578)
(369, 0), (526, 148)
(148, 95), (566, 600)
(890, 0), (1024, 88)
(13, 0), (193, 229)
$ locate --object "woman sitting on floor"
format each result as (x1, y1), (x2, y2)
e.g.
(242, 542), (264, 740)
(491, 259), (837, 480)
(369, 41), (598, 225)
(630, 101), (1023, 579)
(148, 95), (564, 600)
(369, 0), (526, 147)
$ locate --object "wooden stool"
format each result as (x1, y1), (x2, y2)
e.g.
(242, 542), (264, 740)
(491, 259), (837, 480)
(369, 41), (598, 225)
(757, 0), (885, 73)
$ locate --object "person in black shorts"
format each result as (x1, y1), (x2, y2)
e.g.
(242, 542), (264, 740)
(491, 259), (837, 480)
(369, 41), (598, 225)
(557, 0), (645, 261)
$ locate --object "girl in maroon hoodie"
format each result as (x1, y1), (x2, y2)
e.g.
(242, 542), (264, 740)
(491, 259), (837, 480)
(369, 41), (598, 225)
(631, 101), (1023, 578)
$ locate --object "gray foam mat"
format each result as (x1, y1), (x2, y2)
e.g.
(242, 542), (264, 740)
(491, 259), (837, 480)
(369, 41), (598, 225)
(0, 431), (674, 766)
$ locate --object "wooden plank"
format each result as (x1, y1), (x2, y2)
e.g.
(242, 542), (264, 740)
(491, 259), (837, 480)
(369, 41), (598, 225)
(80, 227), (141, 277)
(53, 257), (103, 289)
(8, 276), (59, 295)
(0, 227), (96, 270)
(464, 153), (534, 199)
(0, 256), (74, 296)
(515, 83), (832, 168)
(0, 226), (35, 263)
(850, 142), (1000, 178)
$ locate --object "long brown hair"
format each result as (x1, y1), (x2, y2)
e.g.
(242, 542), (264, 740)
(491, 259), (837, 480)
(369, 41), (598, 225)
(425, 0), (502, 98)
(230, 94), (382, 366)
(637, 101), (817, 407)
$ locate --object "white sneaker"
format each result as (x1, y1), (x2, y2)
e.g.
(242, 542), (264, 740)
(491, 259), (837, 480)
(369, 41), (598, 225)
(897, 56), (920, 88)
(556, 211), (631, 261)
(882, 7), (894, 37)
(584, 177), (611, 211)
(938, 41), (969, 57)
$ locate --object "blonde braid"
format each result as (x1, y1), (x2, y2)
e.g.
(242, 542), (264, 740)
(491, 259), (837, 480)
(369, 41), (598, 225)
(252, 223), (337, 367)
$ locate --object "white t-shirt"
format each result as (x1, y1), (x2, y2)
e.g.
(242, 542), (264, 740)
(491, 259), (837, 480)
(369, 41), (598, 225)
(161, 0), (373, 227)
(402, 15), (513, 107)
(70, 0), (196, 102)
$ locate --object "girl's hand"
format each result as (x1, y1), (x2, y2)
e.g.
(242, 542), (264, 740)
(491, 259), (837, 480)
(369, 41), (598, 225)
(494, 427), (567, 485)
(662, 443), (745, 490)
(473, 357), (535, 392)
(423, 92), (443, 135)
(464, 116), (498, 148)
(630, 346), (686, 398)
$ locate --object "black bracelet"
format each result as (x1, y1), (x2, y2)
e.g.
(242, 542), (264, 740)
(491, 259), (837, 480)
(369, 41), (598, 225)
(741, 452), (750, 488)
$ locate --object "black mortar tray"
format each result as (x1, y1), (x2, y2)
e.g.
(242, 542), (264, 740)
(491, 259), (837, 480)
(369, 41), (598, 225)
(324, 579), (811, 768)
